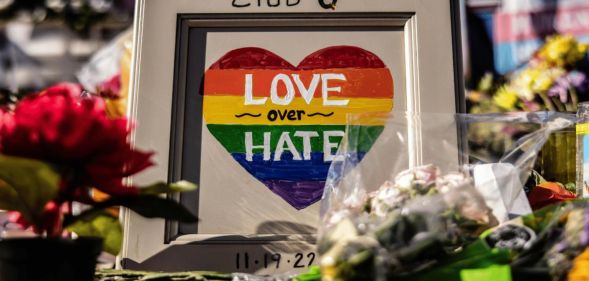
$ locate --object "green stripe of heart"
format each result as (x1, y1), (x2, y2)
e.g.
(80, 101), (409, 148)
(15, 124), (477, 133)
(207, 124), (384, 154)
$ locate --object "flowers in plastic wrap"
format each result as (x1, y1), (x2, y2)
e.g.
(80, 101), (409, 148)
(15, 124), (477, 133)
(484, 201), (589, 281)
(466, 35), (587, 201)
(318, 165), (497, 281)
(466, 35), (588, 162)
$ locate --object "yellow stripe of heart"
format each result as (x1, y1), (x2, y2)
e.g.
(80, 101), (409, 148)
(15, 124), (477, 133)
(203, 95), (393, 125)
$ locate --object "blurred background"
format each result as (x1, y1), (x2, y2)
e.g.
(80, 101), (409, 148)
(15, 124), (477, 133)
(0, 0), (133, 104)
(1, 0), (589, 227)
(464, 0), (589, 84)
(0, 0), (586, 105)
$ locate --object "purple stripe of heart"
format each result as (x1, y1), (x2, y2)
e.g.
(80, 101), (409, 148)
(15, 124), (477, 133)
(262, 180), (326, 210)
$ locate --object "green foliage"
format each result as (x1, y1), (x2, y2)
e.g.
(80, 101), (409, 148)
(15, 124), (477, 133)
(71, 192), (198, 227)
(67, 212), (122, 255)
(293, 266), (322, 281)
(460, 265), (512, 281)
(66, 181), (198, 254)
(0, 155), (60, 226)
(95, 269), (233, 281)
(115, 195), (197, 222)
(0, 153), (197, 254)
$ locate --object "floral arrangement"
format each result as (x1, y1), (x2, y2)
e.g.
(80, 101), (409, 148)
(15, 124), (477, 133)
(314, 163), (589, 281)
(469, 35), (589, 114)
(318, 165), (497, 281)
(0, 83), (196, 254)
(467, 35), (588, 209)
(502, 201), (589, 281)
(467, 36), (589, 165)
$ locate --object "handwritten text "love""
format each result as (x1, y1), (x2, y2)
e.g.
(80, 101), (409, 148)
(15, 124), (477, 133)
(244, 73), (349, 106)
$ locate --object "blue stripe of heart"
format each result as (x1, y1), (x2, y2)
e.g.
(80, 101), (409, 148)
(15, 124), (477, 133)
(231, 152), (366, 181)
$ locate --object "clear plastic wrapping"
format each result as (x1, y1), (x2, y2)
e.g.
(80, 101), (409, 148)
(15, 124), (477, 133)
(317, 111), (576, 281)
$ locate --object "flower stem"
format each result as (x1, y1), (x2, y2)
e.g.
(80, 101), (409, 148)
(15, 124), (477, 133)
(552, 97), (566, 112)
(570, 87), (579, 112)
(539, 92), (557, 111)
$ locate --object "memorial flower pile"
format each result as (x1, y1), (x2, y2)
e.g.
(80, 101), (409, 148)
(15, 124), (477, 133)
(318, 165), (498, 281)
(0, 83), (196, 254)
(312, 163), (589, 281)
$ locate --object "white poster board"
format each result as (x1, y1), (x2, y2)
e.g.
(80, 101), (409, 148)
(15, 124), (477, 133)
(122, 0), (464, 274)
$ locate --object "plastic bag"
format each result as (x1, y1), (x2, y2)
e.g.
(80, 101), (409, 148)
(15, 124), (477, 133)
(76, 29), (131, 92)
(76, 28), (132, 118)
(318, 111), (575, 281)
(322, 111), (575, 220)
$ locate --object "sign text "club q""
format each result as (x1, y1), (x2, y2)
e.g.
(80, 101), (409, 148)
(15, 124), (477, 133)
(232, 0), (338, 9)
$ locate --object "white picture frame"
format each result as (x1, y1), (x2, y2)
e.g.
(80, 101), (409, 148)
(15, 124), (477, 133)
(122, 0), (464, 274)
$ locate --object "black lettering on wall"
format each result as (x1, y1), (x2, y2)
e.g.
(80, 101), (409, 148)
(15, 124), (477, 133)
(231, 0), (306, 8)
(267, 0), (280, 7)
(232, 0), (251, 7)
(318, 0), (337, 9)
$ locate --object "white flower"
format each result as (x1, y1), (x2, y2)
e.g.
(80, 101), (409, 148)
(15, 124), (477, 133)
(370, 181), (409, 217)
(436, 172), (471, 193)
(394, 164), (440, 191)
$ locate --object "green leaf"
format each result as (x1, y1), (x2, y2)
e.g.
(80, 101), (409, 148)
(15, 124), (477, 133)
(119, 195), (197, 222)
(67, 212), (122, 255)
(564, 182), (577, 194)
(460, 265), (512, 281)
(139, 180), (198, 195)
(0, 155), (60, 226)
(85, 195), (197, 223)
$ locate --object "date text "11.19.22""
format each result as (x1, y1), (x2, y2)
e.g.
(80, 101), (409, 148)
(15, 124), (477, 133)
(235, 253), (316, 270)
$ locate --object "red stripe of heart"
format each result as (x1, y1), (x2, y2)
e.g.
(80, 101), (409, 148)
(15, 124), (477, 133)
(209, 46), (386, 70)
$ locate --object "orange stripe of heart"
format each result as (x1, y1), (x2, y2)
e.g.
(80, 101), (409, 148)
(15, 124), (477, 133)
(204, 68), (394, 99)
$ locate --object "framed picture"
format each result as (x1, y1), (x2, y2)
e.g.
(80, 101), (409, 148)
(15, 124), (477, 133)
(122, 0), (465, 274)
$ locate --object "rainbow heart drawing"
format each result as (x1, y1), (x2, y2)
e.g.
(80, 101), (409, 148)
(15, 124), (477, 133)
(203, 46), (394, 210)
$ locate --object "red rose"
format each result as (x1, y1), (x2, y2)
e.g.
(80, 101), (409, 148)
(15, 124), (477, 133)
(0, 83), (153, 197)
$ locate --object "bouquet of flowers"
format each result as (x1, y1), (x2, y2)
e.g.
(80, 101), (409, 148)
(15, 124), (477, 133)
(0, 83), (196, 254)
(315, 163), (589, 281)
(467, 35), (588, 208)
(469, 35), (589, 114)
(487, 201), (589, 281)
(318, 165), (497, 281)
(467, 35), (588, 161)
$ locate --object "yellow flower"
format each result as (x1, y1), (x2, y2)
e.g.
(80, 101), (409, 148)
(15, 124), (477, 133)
(493, 86), (519, 110)
(568, 248), (589, 281)
(535, 67), (564, 93)
(538, 35), (588, 67)
(513, 68), (540, 99)
(512, 65), (563, 98)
